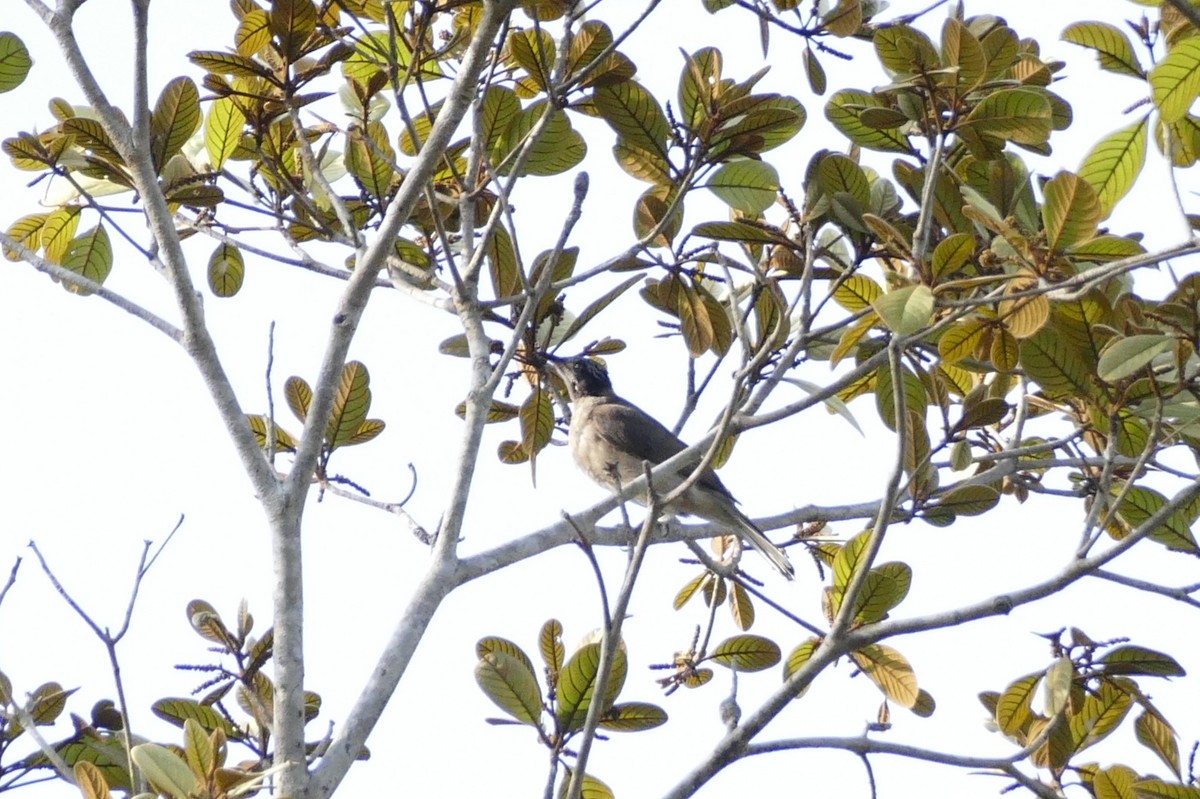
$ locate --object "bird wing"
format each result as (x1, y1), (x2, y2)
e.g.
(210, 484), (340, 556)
(590, 398), (734, 498)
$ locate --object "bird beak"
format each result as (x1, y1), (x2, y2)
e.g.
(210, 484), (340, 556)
(542, 356), (576, 401)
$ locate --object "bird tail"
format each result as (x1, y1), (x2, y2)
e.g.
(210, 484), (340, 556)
(730, 509), (794, 580)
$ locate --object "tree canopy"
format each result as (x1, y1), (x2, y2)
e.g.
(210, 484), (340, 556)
(3, 0), (1200, 798)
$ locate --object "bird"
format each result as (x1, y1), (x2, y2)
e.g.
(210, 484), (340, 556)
(546, 356), (794, 579)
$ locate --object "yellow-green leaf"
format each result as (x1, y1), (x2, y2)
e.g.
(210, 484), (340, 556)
(131, 744), (196, 799)
(597, 702), (668, 731)
(593, 80), (669, 158)
(872, 284), (934, 335)
(150, 697), (239, 736)
(207, 241), (245, 298)
(935, 484), (1000, 516)
(327, 361), (372, 448)
(61, 225), (113, 293)
(475, 651), (542, 726)
(832, 274), (882, 312)
(782, 637), (821, 682)
(41, 206), (81, 264)
(995, 672), (1039, 736)
(235, 9), (272, 57)
(1135, 711), (1181, 778)
(205, 96), (246, 170)
(706, 159), (779, 214)
(1042, 170), (1101, 252)
(284, 376), (312, 423)
(710, 634), (781, 672)
(556, 643), (626, 733)
(962, 87), (1052, 145)
(0, 33), (32, 93)
(150, 77), (201, 171)
(1151, 37), (1200, 123)
(245, 415), (299, 453)
(539, 619), (564, 676)
(1079, 116), (1148, 218)
(1062, 22), (1145, 79)
(1101, 645), (1186, 678)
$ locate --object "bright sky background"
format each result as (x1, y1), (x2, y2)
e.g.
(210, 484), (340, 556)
(3, 1), (1199, 797)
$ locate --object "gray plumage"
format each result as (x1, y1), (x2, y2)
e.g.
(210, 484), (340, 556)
(549, 357), (794, 579)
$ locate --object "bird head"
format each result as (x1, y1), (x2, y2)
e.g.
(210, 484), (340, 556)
(546, 356), (613, 400)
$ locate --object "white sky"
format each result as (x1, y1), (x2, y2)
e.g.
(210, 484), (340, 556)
(2, 1), (1199, 797)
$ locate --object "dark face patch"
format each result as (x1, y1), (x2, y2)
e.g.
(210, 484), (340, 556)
(568, 358), (612, 397)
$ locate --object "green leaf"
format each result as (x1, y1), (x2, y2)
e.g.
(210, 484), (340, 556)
(245, 415), (299, 453)
(207, 242), (245, 298)
(150, 697), (239, 736)
(284, 376), (312, 423)
(692, 220), (792, 246)
(1101, 645), (1186, 678)
(270, 0), (317, 59)
(593, 80), (670, 158)
(1098, 334), (1177, 383)
(558, 771), (614, 799)
(872, 284), (934, 335)
(481, 85), (521, 158)
(1019, 326), (1095, 401)
(205, 96), (246, 171)
(679, 47), (721, 130)
(498, 101), (586, 177)
(519, 385), (554, 455)
(1109, 484), (1200, 554)
(1135, 711), (1181, 777)
(873, 24), (940, 76)
(327, 361), (372, 449)
(782, 637), (821, 682)
(597, 702), (668, 731)
(825, 89), (913, 153)
(556, 643), (627, 733)
(344, 121), (395, 200)
(931, 233), (975, 281)
(961, 88), (1052, 145)
(852, 562), (911, 623)
(182, 718), (214, 780)
(1093, 766), (1138, 799)
(817, 152), (870, 207)
(235, 8), (272, 57)
(709, 634), (781, 672)
(476, 636), (536, 676)
(1070, 678), (1131, 752)
(3, 212), (48, 261)
(130, 743), (198, 799)
(832, 529), (872, 593)
(539, 619), (564, 677)
(995, 672), (1039, 736)
(486, 225), (520, 300)
(1042, 171), (1102, 252)
(1078, 116), (1148, 219)
(508, 27), (555, 94)
(706, 159), (778, 214)
(934, 485), (1000, 517)
(1132, 780), (1200, 799)
(150, 77), (201, 171)
(41, 206), (81, 264)
(1151, 37), (1200, 123)
(62, 225), (113, 294)
(0, 33), (32, 93)
(1062, 22), (1145, 79)
(475, 651), (543, 726)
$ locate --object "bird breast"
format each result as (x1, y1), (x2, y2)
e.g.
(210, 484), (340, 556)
(568, 399), (658, 499)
